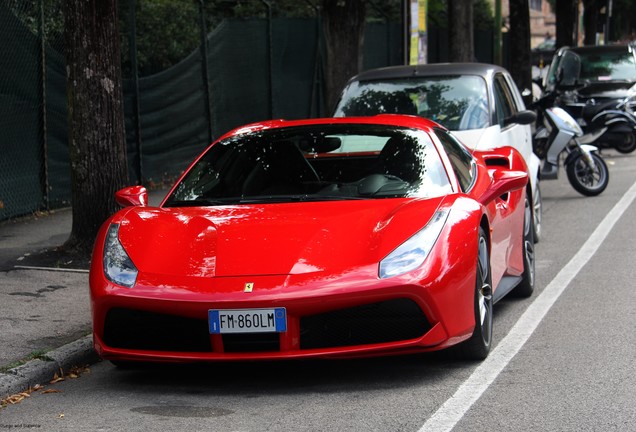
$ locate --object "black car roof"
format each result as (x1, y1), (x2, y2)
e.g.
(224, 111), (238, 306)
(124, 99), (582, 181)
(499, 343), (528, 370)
(558, 44), (633, 55)
(346, 63), (509, 84)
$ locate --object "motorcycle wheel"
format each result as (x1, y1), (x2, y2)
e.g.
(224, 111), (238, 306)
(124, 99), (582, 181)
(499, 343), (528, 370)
(614, 132), (636, 154)
(566, 152), (609, 196)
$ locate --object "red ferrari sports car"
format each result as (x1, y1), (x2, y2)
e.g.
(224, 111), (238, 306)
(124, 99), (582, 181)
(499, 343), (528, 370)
(90, 115), (535, 363)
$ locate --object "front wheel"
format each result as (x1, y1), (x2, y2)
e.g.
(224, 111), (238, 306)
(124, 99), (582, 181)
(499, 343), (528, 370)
(458, 227), (493, 360)
(532, 183), (542, 243)
(566, 152), (609, 196)
(513, 193), (535, 297)
(614, 132), (636, 154)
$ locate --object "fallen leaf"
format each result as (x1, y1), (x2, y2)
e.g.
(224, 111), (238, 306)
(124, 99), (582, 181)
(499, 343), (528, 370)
(70, 365), (91, 375)
(50, 376), (65, 384)
(58, 413), (65, 419)
(7, 395), (25, 404)
(43, 389), (62, 394)
(1, 383), (47, 409)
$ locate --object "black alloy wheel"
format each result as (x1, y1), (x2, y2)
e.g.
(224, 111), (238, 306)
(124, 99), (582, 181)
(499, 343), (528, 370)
(458, 227), (493, 360)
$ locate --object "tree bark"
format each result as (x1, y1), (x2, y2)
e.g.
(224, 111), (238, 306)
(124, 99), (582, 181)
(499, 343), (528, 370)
(322, 0), (366, 113)
(508, 0), (532, 99)
(64, 0), (128, 253)
(448, 0), (473, 62)
(555, 0), (576, 48)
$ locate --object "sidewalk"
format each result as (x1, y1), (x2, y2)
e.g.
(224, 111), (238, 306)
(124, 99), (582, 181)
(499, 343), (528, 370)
(0, 189), (167, 398)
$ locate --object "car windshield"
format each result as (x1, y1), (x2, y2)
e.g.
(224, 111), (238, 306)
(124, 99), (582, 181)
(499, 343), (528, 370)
(547, 47), (636, 87)
(334, 75), (490, 131)
(164, 124), (453, 207)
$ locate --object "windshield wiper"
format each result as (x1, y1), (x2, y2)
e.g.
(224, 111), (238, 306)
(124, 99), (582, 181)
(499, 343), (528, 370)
(166, 195), (366, 207)
(164, 198), (241, 207)
(239, 194), (365, 204)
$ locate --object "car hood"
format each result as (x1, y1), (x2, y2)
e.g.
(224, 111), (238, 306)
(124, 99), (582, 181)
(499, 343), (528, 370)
(115, 198), (444, 278)
(577, 81), (636, 100)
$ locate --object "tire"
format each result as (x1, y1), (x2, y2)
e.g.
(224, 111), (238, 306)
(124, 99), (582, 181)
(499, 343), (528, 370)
(566, 152), (609, 196)
(532, 183), (542, 243)
(513, 193), (535, 297)
(458, 227), (493, 360)
(614, 132), (636, 154)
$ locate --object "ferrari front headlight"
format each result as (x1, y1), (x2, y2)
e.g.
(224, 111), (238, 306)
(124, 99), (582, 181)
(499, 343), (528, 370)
(379, 209), (449, 279)
(103, 223), (138, 288)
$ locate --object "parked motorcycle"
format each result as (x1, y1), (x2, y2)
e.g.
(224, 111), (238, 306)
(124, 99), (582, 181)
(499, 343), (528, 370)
(533, 95), (609, 196)
(557, 88), (636, 154)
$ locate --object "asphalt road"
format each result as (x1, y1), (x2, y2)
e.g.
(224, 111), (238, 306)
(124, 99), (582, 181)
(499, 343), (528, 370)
(1, 150), (635, 432)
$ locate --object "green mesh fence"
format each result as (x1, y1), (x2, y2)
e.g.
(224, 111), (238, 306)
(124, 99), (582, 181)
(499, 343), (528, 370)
(0, 1), (44, 220)
(0, 0), (403, 221)
(122, 14), (402, 186)
(0, 0), (67, 220)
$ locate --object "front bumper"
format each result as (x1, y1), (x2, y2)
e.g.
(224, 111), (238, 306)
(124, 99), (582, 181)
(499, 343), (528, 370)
(91, 266), (476, 362)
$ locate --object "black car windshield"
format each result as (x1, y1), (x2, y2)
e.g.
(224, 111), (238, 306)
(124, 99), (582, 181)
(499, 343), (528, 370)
(334, 75), (489, 131)
(548, 47), (636, 87)
(164, 124), (453, 207)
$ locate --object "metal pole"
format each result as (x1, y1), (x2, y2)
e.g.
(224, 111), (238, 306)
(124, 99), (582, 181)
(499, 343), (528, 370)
(198, 0), (213, 142)
(303, 0), (324, 117)
(260, 0), (274, 119)
(403, 0), (409, 64)
(605, 0), (612, 43)
(494, 0), (502, 65)
(129, 0), (143, 183)
(38, 0), (49, 211)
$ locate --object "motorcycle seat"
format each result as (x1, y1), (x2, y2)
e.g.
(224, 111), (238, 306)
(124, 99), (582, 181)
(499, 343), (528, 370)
(581, 99), (620, 120)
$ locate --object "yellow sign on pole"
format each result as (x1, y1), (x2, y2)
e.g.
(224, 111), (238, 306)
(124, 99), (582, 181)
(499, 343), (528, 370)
(409, 0), (427, 65)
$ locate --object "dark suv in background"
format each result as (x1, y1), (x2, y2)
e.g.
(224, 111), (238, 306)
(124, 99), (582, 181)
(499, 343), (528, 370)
(544, 44), (636, 103)
(542, 44), (636, 153)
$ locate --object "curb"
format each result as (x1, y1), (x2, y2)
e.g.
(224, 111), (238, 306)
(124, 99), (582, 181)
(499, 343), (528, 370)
(0, 335), (99, 399)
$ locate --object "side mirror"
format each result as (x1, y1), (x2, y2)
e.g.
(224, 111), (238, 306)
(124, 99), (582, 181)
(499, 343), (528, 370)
(504, 110), (537, 126)
(480, 169), (528, 205)
(115, 186), (148, 207)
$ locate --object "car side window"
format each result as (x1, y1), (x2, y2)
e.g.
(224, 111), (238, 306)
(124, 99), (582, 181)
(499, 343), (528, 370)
(493, 75), (516, 127)
(434, 129), (475, 192)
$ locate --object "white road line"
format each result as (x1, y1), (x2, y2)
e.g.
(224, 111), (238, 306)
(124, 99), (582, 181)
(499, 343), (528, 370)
(419, 178), (636, 432)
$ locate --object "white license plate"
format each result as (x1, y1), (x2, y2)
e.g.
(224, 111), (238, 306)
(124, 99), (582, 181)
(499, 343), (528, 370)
(208, 308), (287, 334)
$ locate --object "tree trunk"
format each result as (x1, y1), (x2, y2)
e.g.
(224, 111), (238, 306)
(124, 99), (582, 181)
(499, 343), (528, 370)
(448, 0), (473, 62)
(322, 0), (366, 113)
(508, 0), (532, 100)
(64, 0), (128, 253)
(555, 0), (576, 48)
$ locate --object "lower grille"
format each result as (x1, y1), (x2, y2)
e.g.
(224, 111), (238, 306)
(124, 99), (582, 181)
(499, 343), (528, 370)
(300, 298), (430, 350)
(103, 298), (430, 354)
(104, 308), (211, 352)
